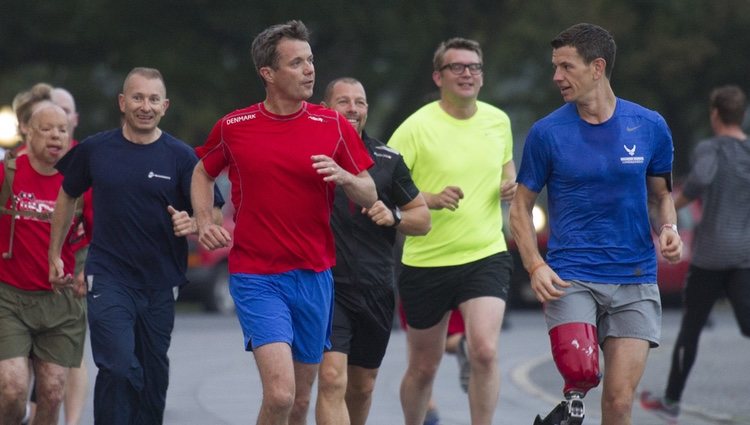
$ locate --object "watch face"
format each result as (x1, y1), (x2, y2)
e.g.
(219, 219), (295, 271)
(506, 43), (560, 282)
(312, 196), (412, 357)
(391, 207), (402, 226)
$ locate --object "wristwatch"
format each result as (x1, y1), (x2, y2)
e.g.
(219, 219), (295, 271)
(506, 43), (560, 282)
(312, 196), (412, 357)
(390, 207), (402, 227)
(660, 223), (678, 235)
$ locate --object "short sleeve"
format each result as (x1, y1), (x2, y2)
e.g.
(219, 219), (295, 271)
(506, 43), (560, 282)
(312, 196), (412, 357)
(196, 119), (229, 178)
(516, 124), (551, 193)
(391, 155), (421, 206)
(500, 113), (514, 165)
(681, 139), (718, 199)
(56, 143), (92, 198)
(387, 120), (416, 171)
(646, 115), (674, 176)
(334, 114), (374, 174)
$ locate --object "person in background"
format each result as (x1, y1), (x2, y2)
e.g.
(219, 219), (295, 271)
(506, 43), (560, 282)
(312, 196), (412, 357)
(510, 23), (681, 425)
(50, 86), (89, 425)
(315, 77), (430, 425)
(10, 83), (53, 157)
(6, 82), (65, 425)
(388, 36), (517, 425)
(0, 102), (89, 425)
(640, 84), (750, 424)
(191, 21), (376, 425)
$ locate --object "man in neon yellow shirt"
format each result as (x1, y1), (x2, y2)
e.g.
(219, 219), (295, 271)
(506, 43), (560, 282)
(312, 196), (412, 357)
(388, 37), (516, 425)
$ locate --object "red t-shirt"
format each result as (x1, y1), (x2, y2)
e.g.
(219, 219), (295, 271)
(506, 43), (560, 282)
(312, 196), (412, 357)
(0, 155), (92, 291)
(67, 139), (94, 252)
(197, 102), (374, 274)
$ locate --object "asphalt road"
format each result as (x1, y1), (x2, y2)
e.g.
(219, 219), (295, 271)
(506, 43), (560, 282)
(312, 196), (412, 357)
(67, 302), (749, 424)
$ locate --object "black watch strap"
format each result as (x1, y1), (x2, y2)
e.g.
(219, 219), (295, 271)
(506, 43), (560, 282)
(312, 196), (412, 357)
(390, 207), (402, 227)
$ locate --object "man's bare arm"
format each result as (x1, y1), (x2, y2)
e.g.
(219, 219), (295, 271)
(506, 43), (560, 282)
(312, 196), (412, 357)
(48, 188), (78, 290)
(191, 161), (231, 250)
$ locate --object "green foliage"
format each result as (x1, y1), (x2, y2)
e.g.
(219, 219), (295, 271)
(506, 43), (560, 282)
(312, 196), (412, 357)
(3, 0), (750, 177)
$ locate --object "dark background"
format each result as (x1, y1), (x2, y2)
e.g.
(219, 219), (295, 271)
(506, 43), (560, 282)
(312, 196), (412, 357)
(3, 0), (750, 178)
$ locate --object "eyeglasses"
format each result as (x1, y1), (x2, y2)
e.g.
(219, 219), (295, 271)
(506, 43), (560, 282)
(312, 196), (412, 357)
(439, 62), (483, 75)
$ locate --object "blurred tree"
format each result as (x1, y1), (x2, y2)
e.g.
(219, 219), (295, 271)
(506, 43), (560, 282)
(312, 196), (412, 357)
(2, 0), (749, 178)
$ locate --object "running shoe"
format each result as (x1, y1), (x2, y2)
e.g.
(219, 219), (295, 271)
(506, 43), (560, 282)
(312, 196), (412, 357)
(423, 408), (441, 425)
(640, 390), (680, 424)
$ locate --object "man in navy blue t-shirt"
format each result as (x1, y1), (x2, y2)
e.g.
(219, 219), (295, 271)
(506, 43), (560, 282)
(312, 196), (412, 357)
(49, 67), (223, 425)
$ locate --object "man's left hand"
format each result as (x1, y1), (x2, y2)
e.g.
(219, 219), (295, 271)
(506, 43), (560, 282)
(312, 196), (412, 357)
(168, 205), (196, 237)
(362, 200), (395, 227)
(659, 227), (683, 263)
(312, 155), (351, 185)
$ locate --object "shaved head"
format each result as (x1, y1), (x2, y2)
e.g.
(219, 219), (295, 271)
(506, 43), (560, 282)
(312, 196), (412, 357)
(51, 87), (79, 133)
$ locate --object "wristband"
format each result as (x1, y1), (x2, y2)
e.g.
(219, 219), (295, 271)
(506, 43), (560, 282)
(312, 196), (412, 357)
(528, 261), (547, 277)
(660, 223), (678, 235)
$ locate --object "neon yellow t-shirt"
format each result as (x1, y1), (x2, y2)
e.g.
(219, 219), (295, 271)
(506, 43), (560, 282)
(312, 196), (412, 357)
(388, 101), (513, 267)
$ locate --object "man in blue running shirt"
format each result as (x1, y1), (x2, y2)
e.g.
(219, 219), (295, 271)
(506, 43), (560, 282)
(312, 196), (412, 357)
(510, 23), (683, 425)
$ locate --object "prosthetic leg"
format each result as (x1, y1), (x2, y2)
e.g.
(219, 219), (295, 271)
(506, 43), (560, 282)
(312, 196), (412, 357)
(533, 323), (601, 425)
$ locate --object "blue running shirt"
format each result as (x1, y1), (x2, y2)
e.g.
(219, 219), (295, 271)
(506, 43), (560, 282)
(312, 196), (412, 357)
(517, 98), (673, 284)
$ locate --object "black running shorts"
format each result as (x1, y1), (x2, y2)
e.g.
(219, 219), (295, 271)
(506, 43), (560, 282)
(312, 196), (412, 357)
(398, 252), (512, 330)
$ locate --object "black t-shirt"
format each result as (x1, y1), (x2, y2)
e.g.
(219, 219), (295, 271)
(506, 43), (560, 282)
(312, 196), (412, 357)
(330, 131), (420, 289)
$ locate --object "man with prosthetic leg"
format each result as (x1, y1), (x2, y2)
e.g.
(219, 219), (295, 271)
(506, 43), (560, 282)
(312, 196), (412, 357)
(533, 323), (601, 424)
(510, 23), (682, 425)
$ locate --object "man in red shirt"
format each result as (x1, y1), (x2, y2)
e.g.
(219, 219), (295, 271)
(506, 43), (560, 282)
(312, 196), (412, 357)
(0, 102), (90, 425)
(192, 21), (376, 425)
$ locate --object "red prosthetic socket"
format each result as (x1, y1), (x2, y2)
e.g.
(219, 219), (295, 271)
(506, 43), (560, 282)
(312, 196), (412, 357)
(549, 322), (601, 397)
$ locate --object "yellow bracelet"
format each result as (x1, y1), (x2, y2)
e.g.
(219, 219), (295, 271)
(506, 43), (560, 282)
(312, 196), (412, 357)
(528, 261), (547, 277)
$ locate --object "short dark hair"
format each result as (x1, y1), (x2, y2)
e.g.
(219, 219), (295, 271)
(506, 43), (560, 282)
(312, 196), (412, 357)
(551, 23), (616, 79)
(123, 67), (166, 93)
(710, 85), (746, 125)
(251, 20), (310, 84)
(322, 77), (363, 104)
(433, 37), (483, 71)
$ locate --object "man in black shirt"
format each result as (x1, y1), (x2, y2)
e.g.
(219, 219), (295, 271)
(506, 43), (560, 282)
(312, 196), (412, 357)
(315, 77), (430, 425)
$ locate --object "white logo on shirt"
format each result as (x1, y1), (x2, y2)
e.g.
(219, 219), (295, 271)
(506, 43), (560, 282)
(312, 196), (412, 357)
(626, 125), (642, 132)
(620, 144), (644, 164)
(373, 151), (392, 159)
(308, 116), (324, 122)
(226, 114), (256, 125)
(148, 171), (171, 180)
(15, 192), (54, 222)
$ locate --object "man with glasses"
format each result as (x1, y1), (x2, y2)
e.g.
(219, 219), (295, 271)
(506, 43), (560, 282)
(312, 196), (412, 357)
(388, 37), (517, 425)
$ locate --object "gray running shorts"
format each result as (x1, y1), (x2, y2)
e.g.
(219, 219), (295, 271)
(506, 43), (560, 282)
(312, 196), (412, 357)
(544, 280), (661, 348)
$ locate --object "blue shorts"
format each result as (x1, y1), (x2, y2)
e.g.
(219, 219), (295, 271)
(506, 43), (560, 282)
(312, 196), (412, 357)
(230, 269), (334, 363)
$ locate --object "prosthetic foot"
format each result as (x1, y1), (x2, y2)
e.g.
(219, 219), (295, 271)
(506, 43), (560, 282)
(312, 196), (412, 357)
(533, 393), (585, 425)
(532, 323), (601, 425)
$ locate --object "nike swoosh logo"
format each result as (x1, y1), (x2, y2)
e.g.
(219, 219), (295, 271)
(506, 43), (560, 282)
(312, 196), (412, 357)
(626, 125), (641, 132)
(92, 294), (101, 299)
